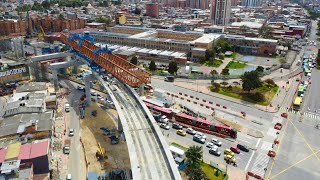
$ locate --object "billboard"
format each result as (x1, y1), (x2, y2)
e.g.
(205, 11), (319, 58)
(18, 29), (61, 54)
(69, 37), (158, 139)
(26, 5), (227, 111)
(0, 66), (30, 83)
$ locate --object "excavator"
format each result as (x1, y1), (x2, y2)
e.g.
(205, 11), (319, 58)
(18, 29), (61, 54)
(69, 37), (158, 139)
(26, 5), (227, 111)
(96, 142), (107, 160)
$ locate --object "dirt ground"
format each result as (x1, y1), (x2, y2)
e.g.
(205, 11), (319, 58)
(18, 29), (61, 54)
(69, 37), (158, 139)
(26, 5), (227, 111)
(80, 103), (130, 174)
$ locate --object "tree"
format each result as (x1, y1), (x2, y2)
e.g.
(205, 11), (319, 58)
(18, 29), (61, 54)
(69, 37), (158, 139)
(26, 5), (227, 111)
(241, 71), (262, 93)
(259, 25), (274, 39)
(168, 61), (178, 75)
(256, 66), (264, 73)
(265, 79), (275, 85)
(42, 1), (51, 10)
(185, 146), (207, 180)
(220, 81), (228, 87)
(219, 53), (225, 60)
(216, 39), (232, 53)
(210, 70), (218, 75)
(205, 49), (215, 61)
(240, 25), (249, 33)
(149, 60), (157, 71)
(98, 0), (109, 7)
(130, 56), (138, 65)
(221, 68), (230, 75)
(58, 14), (65, 20)
(96, 16), (111, 26)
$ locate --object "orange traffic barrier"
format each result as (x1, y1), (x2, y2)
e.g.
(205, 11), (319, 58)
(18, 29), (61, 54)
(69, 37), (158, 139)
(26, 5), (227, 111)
(179, 92), (182, 95)
(200, 104), (204, 107)
(216, 104), (220, 107)
(196, 97), (199, 100)
(209, 101), (213, 104)
(203, 100), (206, 102)
(187, 99), (191, 102)
(194, 101), (197, 104)
(223, 106), (227, 109)
(206, 106), (209, 109)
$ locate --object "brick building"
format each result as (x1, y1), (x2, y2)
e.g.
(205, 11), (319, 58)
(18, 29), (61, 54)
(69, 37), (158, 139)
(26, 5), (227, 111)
(0, 16), (86, 36)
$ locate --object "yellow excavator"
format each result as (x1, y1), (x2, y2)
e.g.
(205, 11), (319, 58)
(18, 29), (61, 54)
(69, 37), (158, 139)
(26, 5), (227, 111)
(37, 26), (45, 41)
(96, 142), (107, 160)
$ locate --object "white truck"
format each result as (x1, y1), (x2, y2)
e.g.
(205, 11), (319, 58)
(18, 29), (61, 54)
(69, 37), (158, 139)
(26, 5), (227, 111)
(65, 103), (70, 112)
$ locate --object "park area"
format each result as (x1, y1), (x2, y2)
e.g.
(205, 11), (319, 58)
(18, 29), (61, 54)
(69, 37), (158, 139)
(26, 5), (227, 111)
(210, 79), (278, 106)
(80, 103), (130, 174)
(225, 61), (247, 69)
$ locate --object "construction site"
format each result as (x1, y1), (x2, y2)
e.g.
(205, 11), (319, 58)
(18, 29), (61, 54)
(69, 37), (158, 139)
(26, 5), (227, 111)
(80, 102), (131, 177)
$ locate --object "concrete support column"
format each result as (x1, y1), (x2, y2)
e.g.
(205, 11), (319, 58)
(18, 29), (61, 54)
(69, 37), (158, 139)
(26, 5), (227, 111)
(52, 69), (59, 92)
(84, 76), (91, 106)
(139, 84), (145, 96)
(33, 46), (37, 56)
(118, 115), (123, 133)
(32, 63), (41, 81)
(41, 63), (48, 81)
(21, 40), (25, 58)
(13, 42), (18, 59)
(72, 63), (79, 74)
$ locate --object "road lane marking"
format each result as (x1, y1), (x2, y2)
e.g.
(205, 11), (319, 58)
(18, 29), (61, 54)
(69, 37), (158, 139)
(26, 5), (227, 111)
(288, 119), (320, 161)
(245, 138), (261, 171)
(267, 118), (290, 179)
(269, 148), (320, 180)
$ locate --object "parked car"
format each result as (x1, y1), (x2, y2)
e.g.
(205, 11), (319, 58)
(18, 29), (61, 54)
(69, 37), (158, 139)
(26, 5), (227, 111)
(206, 142), (218, 149)
(237, 144), (250, 152)
(172, 123), (183, 130)
(160, 123), (170, 130)
(69, 129), (74, 137)
(193, 134), (205, 144)
(186, 127), (196, 135)
(224, 149), (235, 157)
(224, 155), (236, 163)
(176, 130), (186, 136)
(195, 132), (206, 140)
(91, 90), (97, 96)
(77, 86), (85, 91)
(209, 147), (221, 156)
(230, 146), (240, 154)
(211, 138), (222, 146)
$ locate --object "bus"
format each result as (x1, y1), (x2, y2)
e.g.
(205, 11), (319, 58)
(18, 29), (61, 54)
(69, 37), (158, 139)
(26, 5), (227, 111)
(293, 97), (303, 111)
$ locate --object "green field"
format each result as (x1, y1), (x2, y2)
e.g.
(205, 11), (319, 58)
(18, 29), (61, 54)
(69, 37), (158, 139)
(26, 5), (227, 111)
(201, 162), (227, 180)
(226, 61), (247, 69)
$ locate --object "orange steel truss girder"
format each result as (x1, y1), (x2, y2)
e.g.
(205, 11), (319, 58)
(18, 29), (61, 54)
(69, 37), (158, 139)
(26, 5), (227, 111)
(59, 34), (151, 87)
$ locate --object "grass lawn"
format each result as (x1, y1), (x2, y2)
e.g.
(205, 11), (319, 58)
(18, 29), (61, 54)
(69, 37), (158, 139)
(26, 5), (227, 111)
(230, 52), (237, 59)
(171, 142), (188, 151)
(212, 84), (278, 106)
(226, 61), (246, 69)
(201, 162), (227, 180)
(205, 60), (223, 67)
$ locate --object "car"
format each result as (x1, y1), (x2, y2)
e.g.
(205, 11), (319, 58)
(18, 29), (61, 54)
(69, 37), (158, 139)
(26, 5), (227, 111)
(77, 86), (85, 90)
(237, 144), (250, 152)
(230, 146), (240, 154)
(176, 130), (186, 136)
(172, 123), (183, 130)
(206, 142), (218, 149)
(106, 99), (114, 105)
(159, 117), (169, 124)
(69, 129), (74, 137)
(65, 104), (70, 112)
(211, 138), (222, 146)
(209, 147), (221, 156)
(160, 123), (170, 130)
(193, 134), (205, 144)
(299, 93), (304, 97)
(224, 149), (235, 157)
(91, 90), (97, 96)
(224, 154), (236, 163)
(186, 127), (196, 135)
(195, 132), (206, 140)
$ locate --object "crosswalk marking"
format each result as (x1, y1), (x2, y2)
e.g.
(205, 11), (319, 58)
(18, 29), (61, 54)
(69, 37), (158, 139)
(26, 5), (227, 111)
(267, 128), (278, 138)
(303, 112), (320, 120)
(251, 153), (270, 177)
(260, 141), (273, 152)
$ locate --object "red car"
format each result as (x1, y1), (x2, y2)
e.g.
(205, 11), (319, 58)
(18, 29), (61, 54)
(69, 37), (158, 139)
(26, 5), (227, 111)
(230, 146), (240, 154)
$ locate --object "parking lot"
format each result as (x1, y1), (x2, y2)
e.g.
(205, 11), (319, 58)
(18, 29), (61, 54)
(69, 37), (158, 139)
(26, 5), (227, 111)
(158, 121), (259, 171)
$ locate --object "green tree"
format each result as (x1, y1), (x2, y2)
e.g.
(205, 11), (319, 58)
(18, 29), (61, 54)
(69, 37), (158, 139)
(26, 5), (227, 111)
(96, 16), (111, 26)
(130, 56), (138, 65)
(241, 71), (262, 93)
(205, 49), (215, 61)
(149, 60), (157, 71)
(42, 1), (51, 9)
(259, 25), (274, 39)
(219, 53), (225, 60)
(256, 66), (264, 73)
(210, 70), (218, 75)
(221, 68), (230, 75)
(98, 0), (109, 7)
(168, 61), (178, 75)
(216, 39), (232, 53)
(239, 25), (249, 33)
(185, 146), (207, 180)
(32, 2), (44, 11)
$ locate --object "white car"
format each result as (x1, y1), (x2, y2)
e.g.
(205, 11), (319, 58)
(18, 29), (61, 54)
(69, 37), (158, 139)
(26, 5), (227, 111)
(91, 90), (97, 96)
(186, 127), (196, 135)
(160, 123), (170, 130)
(195, 132), (207, 140)
(77, 86), (85, 90)
(206, 142), (218, 149)
(69, 129), (74, 137)
(211, 138), (222, 146)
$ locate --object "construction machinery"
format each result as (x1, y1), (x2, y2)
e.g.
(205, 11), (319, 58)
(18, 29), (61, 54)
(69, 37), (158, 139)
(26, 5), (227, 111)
(38, 26), (45, 41)
(96, 142), (107, 160)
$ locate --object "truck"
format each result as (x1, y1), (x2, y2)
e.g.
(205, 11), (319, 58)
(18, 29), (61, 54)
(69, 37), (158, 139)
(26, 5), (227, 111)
(63, 139), (71, 154)
(65, 103), (70, 112)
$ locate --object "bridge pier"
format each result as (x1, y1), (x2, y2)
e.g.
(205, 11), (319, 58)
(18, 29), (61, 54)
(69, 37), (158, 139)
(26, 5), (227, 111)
(40, 63), (49, 81)
(84, 76), (91, 106)
(52, 69), (59, 92)
(139, 84), (145, 96)
(31, 63), (41, 81)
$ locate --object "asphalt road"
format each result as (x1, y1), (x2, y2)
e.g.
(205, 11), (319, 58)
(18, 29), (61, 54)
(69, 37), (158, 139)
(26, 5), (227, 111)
(60, 80), (87, 180)
(151, 79), (274, 123)
(161, 121), (258, 171)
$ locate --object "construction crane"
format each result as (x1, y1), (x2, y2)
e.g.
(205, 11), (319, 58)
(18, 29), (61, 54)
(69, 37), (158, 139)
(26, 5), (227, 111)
(38, 26), (45, 41)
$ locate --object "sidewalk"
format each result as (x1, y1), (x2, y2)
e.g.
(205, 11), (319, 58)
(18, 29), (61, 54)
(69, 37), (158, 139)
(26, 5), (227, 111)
(215, 58), (232, 74)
